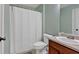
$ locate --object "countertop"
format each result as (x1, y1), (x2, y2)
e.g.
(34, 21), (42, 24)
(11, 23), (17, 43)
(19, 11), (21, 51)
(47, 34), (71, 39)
(48, 36), (79, 52)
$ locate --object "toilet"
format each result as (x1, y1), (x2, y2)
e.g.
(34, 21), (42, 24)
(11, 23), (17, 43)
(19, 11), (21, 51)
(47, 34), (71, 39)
(33, 34), (52, 54)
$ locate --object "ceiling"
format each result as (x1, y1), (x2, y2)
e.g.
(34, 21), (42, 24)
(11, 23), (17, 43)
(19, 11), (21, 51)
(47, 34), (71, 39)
(20, 4), (39, 9)
(22, 4), (71, 8)
(20, 4), (71, 8)
(19, 4), (71, 9)
(11, 4), (71, 10)
(11, 4), (40, 10)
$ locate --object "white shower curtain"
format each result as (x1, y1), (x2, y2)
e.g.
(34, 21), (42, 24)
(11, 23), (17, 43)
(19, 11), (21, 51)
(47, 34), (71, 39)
(10, 6), (42, 53)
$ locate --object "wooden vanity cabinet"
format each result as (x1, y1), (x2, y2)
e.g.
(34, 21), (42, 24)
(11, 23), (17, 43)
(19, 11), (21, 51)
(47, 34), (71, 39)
(49, 40), (79, 54)
(49, 46), (59, 54)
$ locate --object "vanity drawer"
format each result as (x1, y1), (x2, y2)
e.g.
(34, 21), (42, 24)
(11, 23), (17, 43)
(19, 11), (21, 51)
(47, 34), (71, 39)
(49, 40), (79, 54)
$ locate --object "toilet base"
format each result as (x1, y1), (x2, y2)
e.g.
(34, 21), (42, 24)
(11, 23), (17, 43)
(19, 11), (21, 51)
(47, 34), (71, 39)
(35, 47), (48, 54)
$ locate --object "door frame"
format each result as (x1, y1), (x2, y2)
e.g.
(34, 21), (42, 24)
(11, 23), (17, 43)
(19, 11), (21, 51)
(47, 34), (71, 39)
(0, 4), (5, 54)
(9, 6), (15, 54)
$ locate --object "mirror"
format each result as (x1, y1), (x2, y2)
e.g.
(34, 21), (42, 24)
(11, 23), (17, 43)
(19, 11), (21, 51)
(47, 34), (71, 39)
(44, 4), (79, 36)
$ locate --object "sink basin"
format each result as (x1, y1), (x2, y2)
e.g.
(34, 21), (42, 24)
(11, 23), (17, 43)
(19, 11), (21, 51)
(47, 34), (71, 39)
(56, 36), (79, 45)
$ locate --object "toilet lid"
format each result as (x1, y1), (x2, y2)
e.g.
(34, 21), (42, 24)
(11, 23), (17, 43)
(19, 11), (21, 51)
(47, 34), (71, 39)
(34, 41), (47, 47)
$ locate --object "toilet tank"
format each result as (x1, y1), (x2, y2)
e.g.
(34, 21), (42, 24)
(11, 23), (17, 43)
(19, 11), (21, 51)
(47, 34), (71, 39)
(43, 34), (53, 44)
(44, 36), (48, 44)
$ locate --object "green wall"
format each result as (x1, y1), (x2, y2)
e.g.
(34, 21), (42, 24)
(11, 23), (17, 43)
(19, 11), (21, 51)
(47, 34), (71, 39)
(60, 4), (79, 34)
(45, 4), (60, 35)
(35, 4), (60, 35)
(34, 4), (43, 12)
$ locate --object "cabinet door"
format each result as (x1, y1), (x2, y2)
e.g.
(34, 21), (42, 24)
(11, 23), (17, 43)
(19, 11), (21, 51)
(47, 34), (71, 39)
(49, 46), (59, 54)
